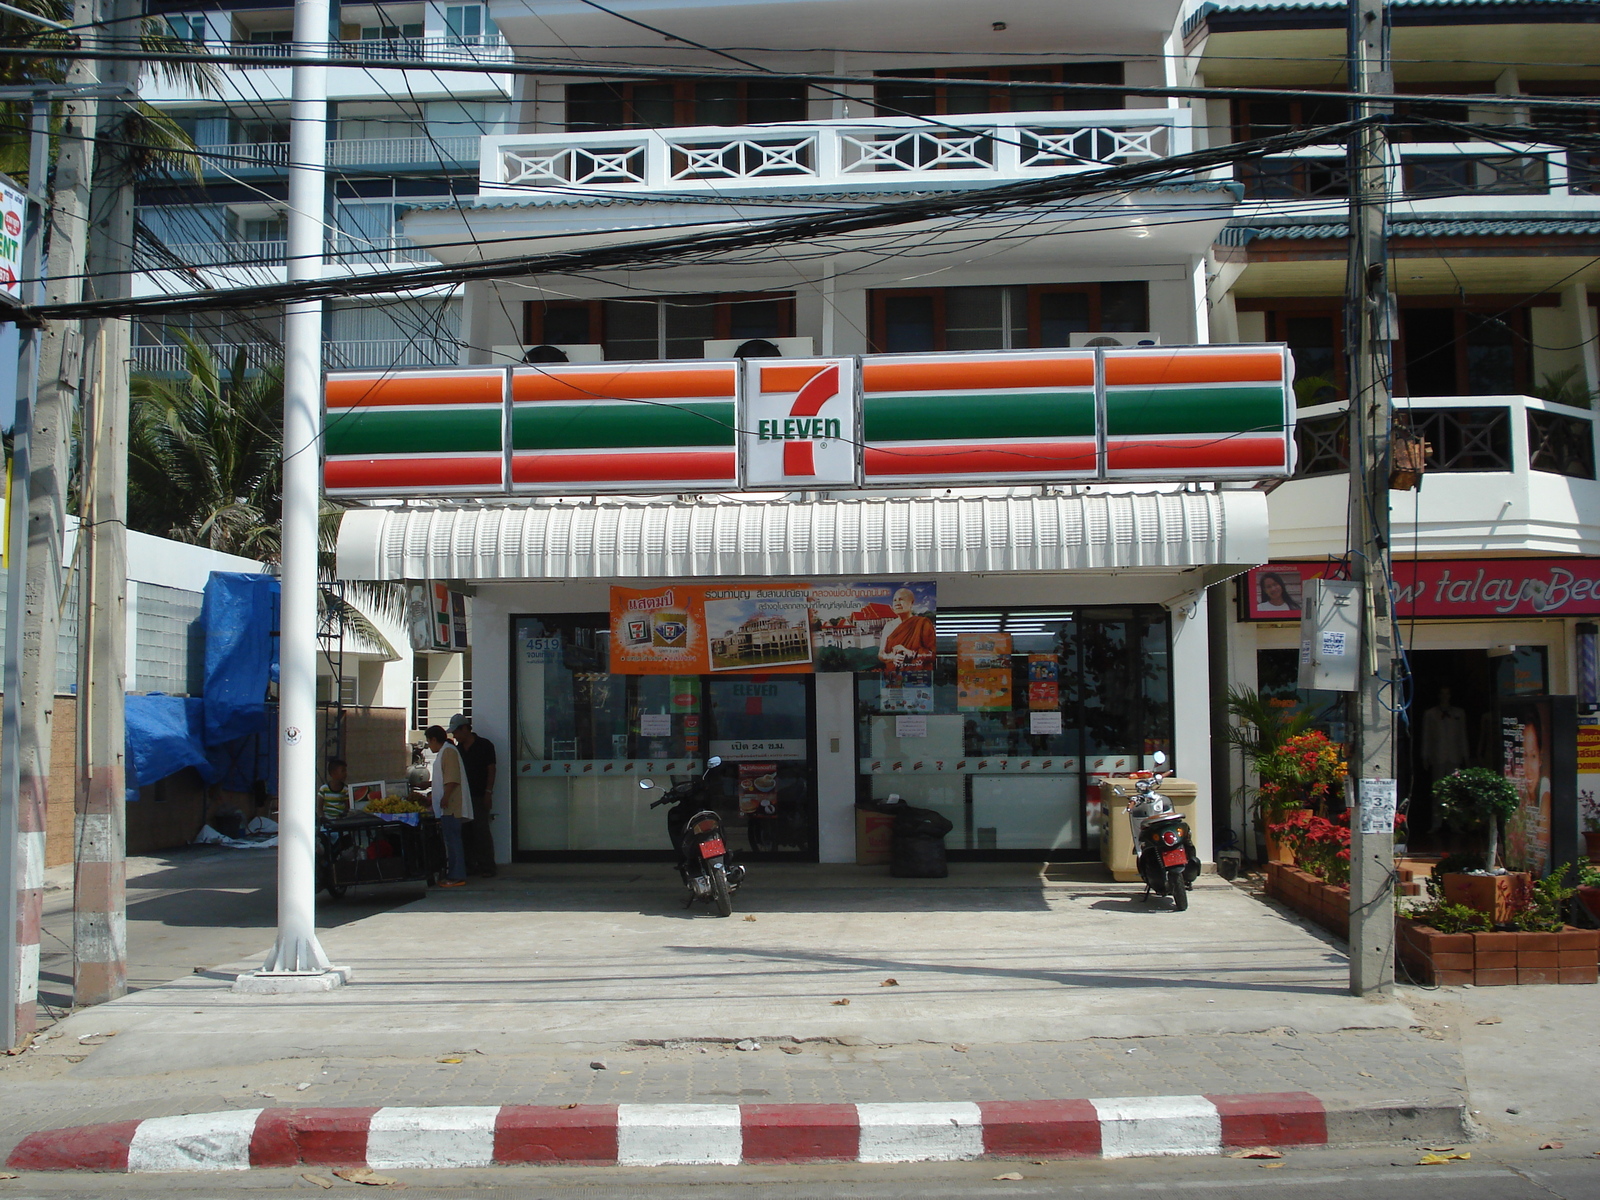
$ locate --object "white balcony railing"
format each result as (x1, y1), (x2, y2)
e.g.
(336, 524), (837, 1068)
(1240, 141), (1597, 200)
(226, 34), (512, 69)
(133, 339), (460, 374)
(199, 135), (480, 173)
(157, 239), (287, 267)
(480, 109), (1193, 196)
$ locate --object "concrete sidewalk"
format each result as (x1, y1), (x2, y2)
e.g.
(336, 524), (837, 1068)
(0, 861), (1474, 1160)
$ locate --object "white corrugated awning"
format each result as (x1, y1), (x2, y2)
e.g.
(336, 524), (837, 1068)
(336, 491), (1269, 582)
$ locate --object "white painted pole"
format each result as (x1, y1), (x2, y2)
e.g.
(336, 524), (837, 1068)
(237, 0), (343, 990)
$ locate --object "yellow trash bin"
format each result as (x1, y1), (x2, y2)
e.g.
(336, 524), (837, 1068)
(1099, 776), (1200, 882)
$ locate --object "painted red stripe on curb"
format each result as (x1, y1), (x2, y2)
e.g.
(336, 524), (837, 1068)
(741, 1104), (859, 1163)
(250, 1107), (380, 1168)
(1208, 1093), (1327, 1147)
(494, 1105), (619, 1164)
(7, 1119), (141, 1172)
(979, 1100), (1101, 1158)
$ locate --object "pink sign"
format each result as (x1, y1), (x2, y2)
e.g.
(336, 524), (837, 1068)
(1243, 559), (1600, 621)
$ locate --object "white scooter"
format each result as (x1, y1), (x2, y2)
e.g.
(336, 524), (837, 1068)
(1115, 751), (1200, 911)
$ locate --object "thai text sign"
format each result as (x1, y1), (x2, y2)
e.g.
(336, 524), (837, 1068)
(0, 175), (23, 304)
(1244, 559), (1600, 621)
(324, 347), (1292, 496)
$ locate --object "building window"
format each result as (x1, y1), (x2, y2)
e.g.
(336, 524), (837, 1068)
(868, 283), (1148, 353)
(565, 80), (809, 132)
(1399, 308), (1528, 398)
(443, 4), (496, 44)
(524, 293), (794, 359)
(1260, 309), (1343, 405)
(874, 63), (1125, 115)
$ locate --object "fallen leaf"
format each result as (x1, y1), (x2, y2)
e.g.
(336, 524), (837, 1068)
(1357, 1071), (1374, 1078)
(1416, 1154), (1451, 1166)
(1422, 1146), (1456, 1152)
(1261, 1162), (1284, 1170)
(301, 1173), (335, 1189)
(0, 1171), (17, 1180)
(1541, 1142), (1564, 1150)
(952, 1044), (970, 1052)
(881, 978), (899, 987)
(992, 1172), (1023, 1181)
(619, 1070), (633, 1074)
(743, 915), (757, 922)
(561, 1103), (579, 1110)
(436, 1057), (462, 1064)
(780, 1045), (802, 1055)
(1477, 1016), (1502, 1025)
(333, 1168), (401, 1186)
(1228, 1147), (1282, 1159)
(832, 998), (850, 1006)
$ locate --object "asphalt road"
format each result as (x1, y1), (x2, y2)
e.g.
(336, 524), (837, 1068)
(3, 1144), (1598, 1198)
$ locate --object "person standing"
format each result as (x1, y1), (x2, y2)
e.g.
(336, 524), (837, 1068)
(450, 713), (498, 878)
(416, 724), (471, 887)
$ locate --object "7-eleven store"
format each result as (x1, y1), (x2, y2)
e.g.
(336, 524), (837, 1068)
(332, 347), (1287, 866)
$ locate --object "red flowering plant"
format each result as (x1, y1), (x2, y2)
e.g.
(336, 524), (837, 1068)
(1266, 809), (1352, 883)
(1255, 730), (1349, 819)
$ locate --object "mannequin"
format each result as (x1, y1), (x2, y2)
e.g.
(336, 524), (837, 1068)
(1420, 686), (1471, 838)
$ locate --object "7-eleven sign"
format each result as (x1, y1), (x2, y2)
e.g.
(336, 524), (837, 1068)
(742, 357), (857, 488)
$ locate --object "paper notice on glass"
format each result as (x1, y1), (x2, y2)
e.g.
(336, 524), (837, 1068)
(639, 713), (672, 737)
(1357, 777), (1397, 834)
(895, 715), (927, 738)
(1030, 711), (1063, 736)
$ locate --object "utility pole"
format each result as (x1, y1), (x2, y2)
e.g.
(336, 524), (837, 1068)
(235, 0), (343, 991)
(1345, 0), (1398, 997)
(73, 0), (140, 1006)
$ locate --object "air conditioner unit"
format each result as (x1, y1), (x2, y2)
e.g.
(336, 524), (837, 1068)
(490, 343), (605, 364)
(701, 336), (815, 358)
(1068, 332), (1161, 348)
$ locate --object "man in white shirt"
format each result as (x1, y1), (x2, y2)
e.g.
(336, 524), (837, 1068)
(414, 724), (472, 887)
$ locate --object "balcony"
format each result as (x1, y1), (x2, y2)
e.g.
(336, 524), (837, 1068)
(1271, 393), (1600, 558)
(198, 135), (480, 175)
(479, 108), (1194, 197)
(1239, 141), (1597, 201)
(226, 34), (511, 69)
(132, 338), (460, 374)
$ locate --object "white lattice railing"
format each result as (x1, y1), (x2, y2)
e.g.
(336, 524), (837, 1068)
(482, 109), (1192, 195)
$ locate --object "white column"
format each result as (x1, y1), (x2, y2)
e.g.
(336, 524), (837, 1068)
(1189, 256), (1212, 345)
(814, 672), (856, 864)
(1571, 281), (1600, 401)
(1171, 590), (1213, 864)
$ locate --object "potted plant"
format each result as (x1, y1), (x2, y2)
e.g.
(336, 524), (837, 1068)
(1255, 730), (1348, 862)
(1432, 767), (1525, 921)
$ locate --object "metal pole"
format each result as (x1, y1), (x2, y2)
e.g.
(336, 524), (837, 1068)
(1346, 0), (1398, 997)
(236, 0), (343, 990)
(1, 100), (49, 1050)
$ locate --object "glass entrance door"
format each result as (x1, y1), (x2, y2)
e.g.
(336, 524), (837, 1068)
(705, 675), (818, 859)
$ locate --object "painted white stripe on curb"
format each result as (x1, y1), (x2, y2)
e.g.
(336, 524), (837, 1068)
(617, 1104), (742, 1166)
(1091, 1095), (1221, 1159)
(856, 1103), (984, 1163)
(367, 1106), (499, 1169)
(127, 1109), (261, 1173)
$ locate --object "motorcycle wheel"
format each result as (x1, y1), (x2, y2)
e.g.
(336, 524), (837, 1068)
(710, 862), (734, 917)
(1167, 865), (1188, 911)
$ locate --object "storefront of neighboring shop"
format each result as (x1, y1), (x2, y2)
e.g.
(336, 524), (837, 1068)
(329, 347), (1292, 866)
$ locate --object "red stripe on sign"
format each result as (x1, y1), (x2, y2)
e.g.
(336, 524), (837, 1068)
(6, 1120), (142, 1171)
(251, 1108), (378, 1168)
(979, 1100), (1102, 1159)
(741, 1104), (859, 1163)
(783, 441), (815, 476)
(325, 456), (503, 490)
(1208, 1093), (1327, 1147)
(495, 1105), (619, 1164)
(863, 441), (1097, 477)
(512, 451), (736, 485)
(790, 365), (839, 417)
(1105, 437), (1285, 471)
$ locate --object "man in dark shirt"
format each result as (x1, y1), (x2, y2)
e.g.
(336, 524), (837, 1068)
(449, 713), (498, 877)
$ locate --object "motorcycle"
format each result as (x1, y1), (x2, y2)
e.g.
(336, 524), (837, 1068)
(1117, 751), (1200, 911)
(638, 757), (745, 917)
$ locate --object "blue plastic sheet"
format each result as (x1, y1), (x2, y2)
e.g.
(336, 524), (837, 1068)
(201, 572), (280, 747)
(124, 694), (216, 789)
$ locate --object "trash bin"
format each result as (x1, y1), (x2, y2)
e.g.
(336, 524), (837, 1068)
(1099, 776), (1199, 882)
(890, 805), (953, 879)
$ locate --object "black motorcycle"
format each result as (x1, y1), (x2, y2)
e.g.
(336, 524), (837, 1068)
(638, 757), (745, 917)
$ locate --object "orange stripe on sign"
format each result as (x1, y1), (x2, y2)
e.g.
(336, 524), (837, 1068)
(862, 356), (1093, 394)
(1103, 351), (1285, 387)
(864, 440), (1097, 477)
(326, 374), (502, 409)
(1105, 437), (1286, 470)
(513, 368), (736, 403)
(325, 455), (503, 489)
(512, 450), (737, 484)
(760, 364), (833, 393)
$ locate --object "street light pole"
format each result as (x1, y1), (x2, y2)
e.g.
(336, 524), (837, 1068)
(233, 0), (344, 992)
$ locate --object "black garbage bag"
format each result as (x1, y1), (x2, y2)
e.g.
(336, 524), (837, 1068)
(891, 806), (953, 839)
(891, 831), (949, 878)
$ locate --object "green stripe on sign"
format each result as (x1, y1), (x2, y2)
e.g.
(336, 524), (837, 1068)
(1105, 385), (1286, 436)
(324, 408), (502, 456)
(862, 392), (1095, 443)
(512, 400), (736, 450)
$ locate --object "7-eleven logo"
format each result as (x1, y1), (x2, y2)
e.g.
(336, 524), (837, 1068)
(745, 358), (855, 487)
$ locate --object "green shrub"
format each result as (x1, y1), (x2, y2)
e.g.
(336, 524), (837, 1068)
(1433, 768), (1519, 867)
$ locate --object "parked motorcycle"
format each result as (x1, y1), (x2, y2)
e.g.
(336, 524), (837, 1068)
(1117, 751), (1200, 911)
(638, 757), (745, 917)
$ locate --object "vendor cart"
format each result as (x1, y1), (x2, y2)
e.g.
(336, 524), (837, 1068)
(317, 812), (443, 898)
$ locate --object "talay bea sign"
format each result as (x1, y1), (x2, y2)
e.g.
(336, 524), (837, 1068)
(1244, 559), (1600, 621)
(323, 346), (1292, 497)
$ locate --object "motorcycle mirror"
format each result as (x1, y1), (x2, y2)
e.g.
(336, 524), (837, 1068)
(1152, 751), (1167, 766)
(637, 778), (655, 790)
(706, 756), (723, 768)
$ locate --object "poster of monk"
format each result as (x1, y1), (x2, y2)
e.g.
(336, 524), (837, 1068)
(808, 581), (937, 674)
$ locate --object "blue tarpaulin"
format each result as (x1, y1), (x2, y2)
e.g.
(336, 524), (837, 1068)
(125, 694), (216, 789)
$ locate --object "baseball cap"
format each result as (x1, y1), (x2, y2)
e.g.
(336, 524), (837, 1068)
(447, 713), (470, 733)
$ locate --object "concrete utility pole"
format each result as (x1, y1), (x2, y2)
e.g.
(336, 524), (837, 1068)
(73, 0), (140, 1006)
(1345, 0), (1399, 997)
(235, 0), (343, 991)
(8, 0), (106, 1043)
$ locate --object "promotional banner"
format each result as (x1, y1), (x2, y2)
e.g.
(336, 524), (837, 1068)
(1243, 559), (1600, 621)
(1028, 654), (1060, 711)
(957, 633), (1013, 711)
(609, 581), (935, 675)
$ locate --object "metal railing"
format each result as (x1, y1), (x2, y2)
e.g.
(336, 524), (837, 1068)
(153, 239), (287, 266)
(227, 34), (511, 69)
(481, 108), (1194, 195)
(413, 677), (471, 730)
(198, 134), (480, 173)
(133, 338), (460, 373)
(1240, 141), (1590, 200)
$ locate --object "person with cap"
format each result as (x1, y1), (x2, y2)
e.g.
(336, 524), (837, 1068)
(414, 724), (471, 887)
(449, 713), (498, 877)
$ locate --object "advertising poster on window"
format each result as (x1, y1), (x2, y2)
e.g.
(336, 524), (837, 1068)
(1028, 654), (1060, 711)
(1501, 697), (1552, 876)
(608, 580), (936, 676)
(957, 632), (1013, 711)
(1579, 723), (1600, 846)
(737, 762), (780, 816)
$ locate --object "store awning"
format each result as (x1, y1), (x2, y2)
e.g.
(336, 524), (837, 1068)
(335, 490), (1269, 584)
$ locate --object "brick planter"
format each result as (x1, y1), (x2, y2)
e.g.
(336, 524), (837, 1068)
(1264, 861), (1350, 940)
(1441, 872), (1532, 924)
(1397, 918), (1599, 986)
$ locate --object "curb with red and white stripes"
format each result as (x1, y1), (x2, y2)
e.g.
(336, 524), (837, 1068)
(6, 1093), (1467, 1173)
